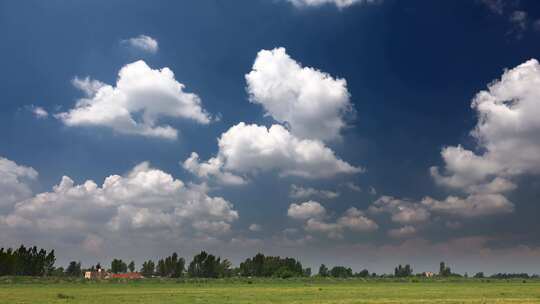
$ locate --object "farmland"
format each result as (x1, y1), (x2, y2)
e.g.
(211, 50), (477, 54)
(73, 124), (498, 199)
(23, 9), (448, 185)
(1, 278), (540, 304)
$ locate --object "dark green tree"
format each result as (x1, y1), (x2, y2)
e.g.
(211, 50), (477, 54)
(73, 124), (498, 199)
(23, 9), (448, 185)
(318, 264), (329, 277)
(141, 260), (155, 277)
(128, 261), (135, 273)
(65, 261), (82, 277)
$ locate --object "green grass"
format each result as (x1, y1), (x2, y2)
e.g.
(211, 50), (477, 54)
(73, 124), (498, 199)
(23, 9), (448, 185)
(1, 277), (540, 303)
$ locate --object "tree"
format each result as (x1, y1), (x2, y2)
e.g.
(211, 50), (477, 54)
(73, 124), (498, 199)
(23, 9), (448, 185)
(355, 269), (370, 278)
(394, 264), (413, 277)
(111, 259), (128, 274)
(239, 253), (305, 278)
(439, 262), (451, 277)
(65, 261), (82, 277)
(155, 253), (185, 277)
(141, 260), (155, 277)
(474, 272), (484, 279)
(330, 266), (353, 278)
(318, 264), (329, 277)
(128, 261), (135, 273)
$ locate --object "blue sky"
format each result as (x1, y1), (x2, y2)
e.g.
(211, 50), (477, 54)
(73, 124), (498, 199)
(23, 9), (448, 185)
(1, 0), (540, 274)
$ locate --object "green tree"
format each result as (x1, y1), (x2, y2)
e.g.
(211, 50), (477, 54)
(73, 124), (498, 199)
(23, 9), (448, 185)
(439, 262), (451, 277)
(128, 261), (135, 273)
(318, 264), (329, 277)
(111, 259), (128, 274)
(65, 261), (82, 277)
(141, 260), (155, 277)
(330, 266), (353, 278)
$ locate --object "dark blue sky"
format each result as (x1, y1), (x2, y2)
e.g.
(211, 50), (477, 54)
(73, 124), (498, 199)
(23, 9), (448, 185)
(1, 0), (540, 274)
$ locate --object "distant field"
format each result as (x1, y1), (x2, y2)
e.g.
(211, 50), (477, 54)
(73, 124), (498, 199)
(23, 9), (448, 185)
(1, 278), (540, 304)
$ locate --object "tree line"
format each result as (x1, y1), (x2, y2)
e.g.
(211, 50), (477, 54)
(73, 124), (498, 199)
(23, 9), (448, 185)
(0, 246), (55, 276)
(1, 245), (539, 279)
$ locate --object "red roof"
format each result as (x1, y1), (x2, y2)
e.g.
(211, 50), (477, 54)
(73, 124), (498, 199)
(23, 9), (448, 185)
(110, 272), (144, 279)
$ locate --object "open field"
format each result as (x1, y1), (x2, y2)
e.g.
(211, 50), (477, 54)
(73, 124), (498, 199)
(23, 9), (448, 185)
(1, 278), (540, 304)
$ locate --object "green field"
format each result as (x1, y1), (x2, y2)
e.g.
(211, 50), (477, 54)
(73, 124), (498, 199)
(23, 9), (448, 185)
(1, 278), (540, 304)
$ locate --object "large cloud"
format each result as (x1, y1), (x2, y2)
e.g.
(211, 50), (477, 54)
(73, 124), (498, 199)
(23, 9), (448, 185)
(57, 60), (211, 140)
(0, 162), (239, 251)
(0, 157), (37, 211)
(246, 48), (352, 142)
(286, 0), (376, 9)
(184, 122), (362, 181)
(432, 59), (540, 191)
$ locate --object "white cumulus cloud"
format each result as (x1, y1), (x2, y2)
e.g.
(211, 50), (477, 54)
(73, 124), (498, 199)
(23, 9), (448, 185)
(0, 157), (38, 211)
(0, 162), (239, 250)
(433, 59), (540, 189)
(287, 201), (327, 220)
(246, 48), (352, 142)
(122, 35), (159, 54)
(289, 184), (339, 199)
(184, 122), (362, 181)
(57, 60), (211, 140)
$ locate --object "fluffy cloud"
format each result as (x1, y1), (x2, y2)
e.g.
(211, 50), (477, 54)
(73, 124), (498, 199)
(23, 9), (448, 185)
(28, 105), (48, 119)
(246, 48), (351, 142)
(388, 226), (417, 239)
(185, 122), (362, 181)
(369, 193), (514, 224)
(432, 59), (540, 193)
(288, 202), (377, 238)
(249, 224), (262, 232)
(369, 196), (430, 225)
(0, 162), (239, 250)
(57, 60), (211, 140)
(337, 207), (378, 232)
(122, 35), (159, 54)
(182, 152), (246, 186)
(421, 194), (514, 218)
(287, 201), (327, 220)
(0, 157), (37, 211)
(286, 0), (375, 9)
(289, 184), (339, 199)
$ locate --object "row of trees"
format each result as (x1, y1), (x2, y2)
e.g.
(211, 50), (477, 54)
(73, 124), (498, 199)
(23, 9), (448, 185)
(2, 245), (539, 279)
(0, 246), (55, 276)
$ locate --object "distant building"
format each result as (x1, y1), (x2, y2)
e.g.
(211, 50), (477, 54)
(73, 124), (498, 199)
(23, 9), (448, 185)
(424, 271), (435, 278)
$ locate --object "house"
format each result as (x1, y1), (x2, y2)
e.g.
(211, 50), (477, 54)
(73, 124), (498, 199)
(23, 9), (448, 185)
(423, 271), (435, 278)
(84, 268), (108, 280)
(109, 272), (144, 279)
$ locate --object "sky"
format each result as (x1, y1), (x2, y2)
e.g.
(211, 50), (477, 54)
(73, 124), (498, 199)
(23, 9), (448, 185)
(1, 0), (540, 275)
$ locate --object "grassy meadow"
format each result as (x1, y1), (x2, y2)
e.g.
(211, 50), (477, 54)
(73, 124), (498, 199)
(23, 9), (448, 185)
(1, 277), (540, 304)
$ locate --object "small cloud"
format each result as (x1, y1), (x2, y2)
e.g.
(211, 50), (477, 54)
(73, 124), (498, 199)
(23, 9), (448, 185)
(122, 35), (159, 54)
(369, 186), (377, 195)
(289, 184), (339, 199)
(249, 224), (262, 232)
(478, 0), (505, 15)
(28, 105), (48, 119)
(343, 182), (362, 192)
(388, 226), (416, 239)
(509, 10), (528, 31)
